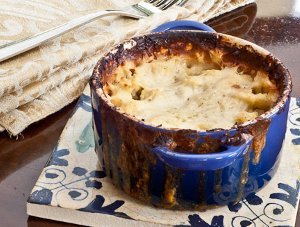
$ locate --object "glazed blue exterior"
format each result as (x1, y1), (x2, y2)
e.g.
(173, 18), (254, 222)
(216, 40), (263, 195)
(91, 90), (290, 208)
(90, 21), (292, 208)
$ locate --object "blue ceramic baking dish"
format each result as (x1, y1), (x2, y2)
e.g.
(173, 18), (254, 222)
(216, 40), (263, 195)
(90, 21), (292, 209)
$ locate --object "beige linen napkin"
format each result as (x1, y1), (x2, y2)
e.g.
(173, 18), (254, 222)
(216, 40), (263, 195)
(0, 0), (254, 135)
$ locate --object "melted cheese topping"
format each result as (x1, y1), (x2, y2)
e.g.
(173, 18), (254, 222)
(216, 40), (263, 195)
(104, 56), (278, 131)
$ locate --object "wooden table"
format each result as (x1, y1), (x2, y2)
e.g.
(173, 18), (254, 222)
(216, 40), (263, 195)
(0, 1), (299, 226)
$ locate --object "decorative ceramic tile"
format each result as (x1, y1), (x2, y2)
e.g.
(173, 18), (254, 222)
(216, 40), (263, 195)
(27, 86), (300, 227)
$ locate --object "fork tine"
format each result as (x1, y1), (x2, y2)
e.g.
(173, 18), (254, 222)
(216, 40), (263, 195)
(176, 0), (188, 7)
(160, 0), (181, 10)
(151, 0), (168, 7)
(149, 0), (188, 10)
(136, 0), (187, 16)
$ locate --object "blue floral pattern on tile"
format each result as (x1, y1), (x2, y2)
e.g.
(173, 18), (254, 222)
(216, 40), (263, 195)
(29, 188), (53, 205)
(75, 93), (92, 113)
(79, 195), (132, 219)
(72, 167), (88, 176)
(176, 214), (224, 227)
(47, 148), (69, 167)
(75, 120), (95, 153)
(291, 131), (300, 145)
(270, 181), (300, 208)
(28, 163), (132, 218)
(289, 97), (300, 146)
(85, 180), (102, 189)
(45, 172), (59, 179)
(224, 182), (300, 226)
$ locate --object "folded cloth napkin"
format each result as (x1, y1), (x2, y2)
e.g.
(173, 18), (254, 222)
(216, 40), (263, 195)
(0, 0), (254, 136)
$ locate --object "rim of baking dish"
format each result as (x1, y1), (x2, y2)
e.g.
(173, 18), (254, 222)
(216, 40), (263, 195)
(91, 30), (292, 134)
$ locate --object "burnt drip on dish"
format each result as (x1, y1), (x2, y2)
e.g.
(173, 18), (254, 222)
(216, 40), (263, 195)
(162, 166), (180, 208)
(252, 120), (271, 164)
(236, 143), (252, 204)
(214, 169), (223, 194)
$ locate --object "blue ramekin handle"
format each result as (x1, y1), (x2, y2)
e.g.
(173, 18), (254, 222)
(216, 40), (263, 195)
(152, 20), (216, 33)
(152, 134), (253, 171)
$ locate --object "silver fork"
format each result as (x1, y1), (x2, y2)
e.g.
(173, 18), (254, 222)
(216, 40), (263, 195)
(0, 0), (187, 63)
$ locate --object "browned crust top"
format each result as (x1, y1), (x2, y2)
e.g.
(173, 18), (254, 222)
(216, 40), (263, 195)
(90, 31), (292, 133)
